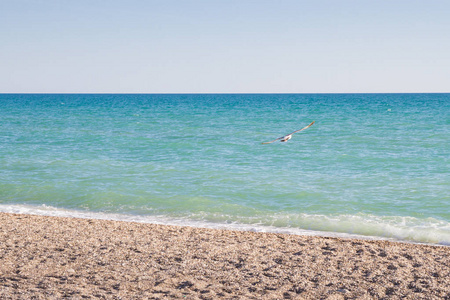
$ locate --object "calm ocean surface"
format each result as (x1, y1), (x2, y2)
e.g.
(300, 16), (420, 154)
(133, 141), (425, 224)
(1, 94), (449, 245)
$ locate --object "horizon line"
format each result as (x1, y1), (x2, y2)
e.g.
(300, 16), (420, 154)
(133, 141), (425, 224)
(1, 92), (449, 95)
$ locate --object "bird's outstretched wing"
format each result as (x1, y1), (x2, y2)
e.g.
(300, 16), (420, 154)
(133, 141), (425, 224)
(285, 121), (315, 136)
(261, 137), (283, 144)
(261, 121), (315, 144)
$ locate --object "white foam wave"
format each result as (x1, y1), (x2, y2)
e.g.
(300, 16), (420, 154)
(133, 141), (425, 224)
(0, 204), (448, 246)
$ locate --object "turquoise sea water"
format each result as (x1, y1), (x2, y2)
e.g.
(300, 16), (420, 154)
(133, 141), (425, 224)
(1, 94), (449, 245)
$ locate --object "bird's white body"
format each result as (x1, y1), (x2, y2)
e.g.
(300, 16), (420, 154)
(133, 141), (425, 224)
(280, 135), (292, 142)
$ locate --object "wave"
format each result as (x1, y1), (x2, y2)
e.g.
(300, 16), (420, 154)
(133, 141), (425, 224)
(0, 204), (448, 246)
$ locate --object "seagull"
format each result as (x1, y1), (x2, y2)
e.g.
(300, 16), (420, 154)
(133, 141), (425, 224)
(262, 121), (315, 144)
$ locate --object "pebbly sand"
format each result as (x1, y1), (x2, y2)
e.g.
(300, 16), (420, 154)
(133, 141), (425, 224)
(0, 212), (449, 299)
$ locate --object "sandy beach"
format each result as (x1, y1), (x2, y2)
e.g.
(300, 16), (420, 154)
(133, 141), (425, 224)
(0, 212), (448, 299)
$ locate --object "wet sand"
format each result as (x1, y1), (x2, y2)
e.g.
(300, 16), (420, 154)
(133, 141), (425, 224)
(0, 212), (449, 299)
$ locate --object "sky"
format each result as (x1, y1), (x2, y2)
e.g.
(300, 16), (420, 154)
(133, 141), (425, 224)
(1, 0), (449, 93)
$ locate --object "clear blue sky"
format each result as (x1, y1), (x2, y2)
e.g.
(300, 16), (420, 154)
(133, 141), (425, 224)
(1, 0), (449, 93)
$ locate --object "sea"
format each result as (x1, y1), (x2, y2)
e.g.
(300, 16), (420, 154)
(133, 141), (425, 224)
(1, 94), (449, 245)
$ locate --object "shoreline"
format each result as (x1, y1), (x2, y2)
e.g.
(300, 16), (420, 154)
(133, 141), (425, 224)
(1, 205), (448, 246)
(1, 212), (449, 299)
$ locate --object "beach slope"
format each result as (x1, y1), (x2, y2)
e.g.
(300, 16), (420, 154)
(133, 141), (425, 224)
(0, 212), (449, 299)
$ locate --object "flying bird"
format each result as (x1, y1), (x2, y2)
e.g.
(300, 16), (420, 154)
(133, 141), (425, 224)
(262, 121), (315, 144)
